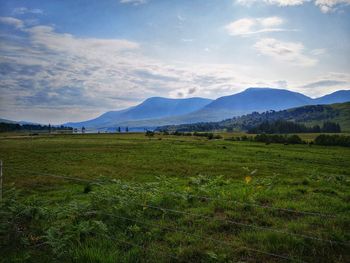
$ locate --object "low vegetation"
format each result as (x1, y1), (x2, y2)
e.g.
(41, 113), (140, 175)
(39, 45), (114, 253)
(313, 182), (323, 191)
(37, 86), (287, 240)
(165, 131), (350, 147)
(0, 133), (349, 262)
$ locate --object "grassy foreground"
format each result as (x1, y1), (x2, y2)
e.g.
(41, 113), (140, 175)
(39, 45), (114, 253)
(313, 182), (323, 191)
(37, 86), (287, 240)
(0, 133), (349, 262)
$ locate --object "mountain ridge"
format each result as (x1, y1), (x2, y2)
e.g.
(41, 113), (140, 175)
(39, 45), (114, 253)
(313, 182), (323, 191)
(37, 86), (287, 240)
(65, 97), (213, 129)
(3, 88), (349, 130)
(64, 88), (350, 130)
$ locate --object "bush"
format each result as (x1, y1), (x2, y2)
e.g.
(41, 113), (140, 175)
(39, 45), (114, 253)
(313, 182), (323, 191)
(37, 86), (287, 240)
(314, 134), (350, 147)
(145, 130), (155, 137)
(254, 134), (304, 145)
(207, 133), (214, 140)
(286, 135), (303, 144)
(193, 132), (220, 140)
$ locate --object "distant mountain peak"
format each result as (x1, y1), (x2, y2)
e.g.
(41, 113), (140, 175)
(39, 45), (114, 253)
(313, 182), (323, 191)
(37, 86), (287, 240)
(244, 87), (277, 91)
(243, 87), (301, 93)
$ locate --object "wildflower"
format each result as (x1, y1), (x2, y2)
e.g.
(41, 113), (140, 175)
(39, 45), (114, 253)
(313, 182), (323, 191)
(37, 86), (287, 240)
(245, 176), (252, 184)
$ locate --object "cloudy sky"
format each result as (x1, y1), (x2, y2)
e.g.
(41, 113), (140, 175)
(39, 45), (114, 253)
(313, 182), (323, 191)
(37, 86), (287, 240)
(0, 0), (349, 124)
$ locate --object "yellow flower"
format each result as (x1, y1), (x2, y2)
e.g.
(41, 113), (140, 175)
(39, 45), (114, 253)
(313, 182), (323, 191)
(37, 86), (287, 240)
(245, 176), (252, 184)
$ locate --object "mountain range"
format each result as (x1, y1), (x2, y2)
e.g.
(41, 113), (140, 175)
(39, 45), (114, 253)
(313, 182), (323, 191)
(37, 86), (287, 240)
(158, 102), (350, 132)
(64, 88), (350, 131)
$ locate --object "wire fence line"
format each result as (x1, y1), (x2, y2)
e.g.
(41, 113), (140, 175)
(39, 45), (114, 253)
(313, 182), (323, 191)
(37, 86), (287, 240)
(4, 168), (349, 247)
(115, 181), (342, 222)
(136, 203), (349, 246)
(89, 211), (304, 262)
(92, 191), (349, 246)
(4, 168), (341, 218)
(7, 177), (343, 245)
(169, 192), (335, 218)
(100, 233), (180, 261)
(3, 168), (350, 261)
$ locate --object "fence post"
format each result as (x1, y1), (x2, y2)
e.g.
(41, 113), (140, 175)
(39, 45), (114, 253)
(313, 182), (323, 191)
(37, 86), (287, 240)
(0, 160), (2, 201)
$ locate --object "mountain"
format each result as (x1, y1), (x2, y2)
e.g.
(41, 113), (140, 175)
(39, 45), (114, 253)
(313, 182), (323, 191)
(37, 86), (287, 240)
(314, 90), (350, 104)
(203, 88), (312, 112)
(64, 88), (350, 130)
(158, 102), (350, 132)
(0, 118), (40, 125)
(0, 118), (17, 124)
(65, 97), (213, 129)
(167, 88), (314, 124)
(128, 88), (350, 128)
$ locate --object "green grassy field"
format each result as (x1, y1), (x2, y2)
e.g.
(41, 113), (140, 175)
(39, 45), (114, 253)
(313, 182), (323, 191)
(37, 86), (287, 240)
(0, 133), (349, 262)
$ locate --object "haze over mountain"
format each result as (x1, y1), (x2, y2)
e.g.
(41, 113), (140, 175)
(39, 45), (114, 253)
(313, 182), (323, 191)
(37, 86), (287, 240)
(65, 88), (350, 130)
(65, 97), (212, 129)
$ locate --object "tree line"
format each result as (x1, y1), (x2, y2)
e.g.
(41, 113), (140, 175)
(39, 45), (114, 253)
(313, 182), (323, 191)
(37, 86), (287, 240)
(248, 120), (341, 134)
(156, 131), (350, 147)
(0, 122), (73, 133)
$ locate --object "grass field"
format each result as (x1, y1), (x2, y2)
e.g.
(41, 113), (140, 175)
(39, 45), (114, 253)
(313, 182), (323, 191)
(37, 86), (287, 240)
(0, 133), (349, 262)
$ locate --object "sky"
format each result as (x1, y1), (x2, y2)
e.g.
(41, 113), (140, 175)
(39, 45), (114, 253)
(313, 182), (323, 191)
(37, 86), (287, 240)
(0, 0), (349, 124)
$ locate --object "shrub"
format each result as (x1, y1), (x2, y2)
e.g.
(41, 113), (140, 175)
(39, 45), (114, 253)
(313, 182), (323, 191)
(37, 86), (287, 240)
(314, 134), (350, 147)
(286, 135), (303, 144)
(145, 130), (155, 137)
(84, 184), (93, 194)
(254, 134), (304, 145)
(207, 133), (214, 140)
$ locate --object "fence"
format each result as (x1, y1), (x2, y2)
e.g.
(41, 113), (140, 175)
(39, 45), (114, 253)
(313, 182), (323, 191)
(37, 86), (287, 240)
(1, 163), (349, 262)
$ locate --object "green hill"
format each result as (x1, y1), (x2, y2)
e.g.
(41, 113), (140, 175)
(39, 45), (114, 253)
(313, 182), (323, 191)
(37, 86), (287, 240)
(158, 102), (350, 132)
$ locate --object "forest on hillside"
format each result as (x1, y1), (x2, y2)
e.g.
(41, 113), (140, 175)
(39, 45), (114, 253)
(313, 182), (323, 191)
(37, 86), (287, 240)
(158, 103), (349, 133)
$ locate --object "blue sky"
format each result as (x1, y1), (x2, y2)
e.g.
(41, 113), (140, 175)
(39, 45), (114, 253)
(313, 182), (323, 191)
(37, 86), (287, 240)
(0, 0), (349, 123)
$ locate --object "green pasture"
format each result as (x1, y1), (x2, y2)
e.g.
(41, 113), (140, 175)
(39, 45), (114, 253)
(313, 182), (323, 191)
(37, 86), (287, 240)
(0, 133), (349, 262)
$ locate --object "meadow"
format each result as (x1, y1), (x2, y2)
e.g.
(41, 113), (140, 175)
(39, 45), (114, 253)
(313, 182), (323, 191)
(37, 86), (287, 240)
(0, 133), (349, 262)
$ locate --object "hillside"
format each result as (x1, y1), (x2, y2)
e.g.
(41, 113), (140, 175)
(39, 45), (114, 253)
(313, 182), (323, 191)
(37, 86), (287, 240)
(158, 102), (350, 132)
(65, 97), (212, 129)
(314, 90), (350, 104)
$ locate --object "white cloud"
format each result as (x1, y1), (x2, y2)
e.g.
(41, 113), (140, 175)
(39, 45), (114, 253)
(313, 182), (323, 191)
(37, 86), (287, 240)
(26, 25), (140, 55)
(266, 0), (308, 5)
(12, 7), (43, 15)
(120, 0), (148, 5)
(235, 0), (350, 12)
(0, 16), (24, 29)
(259, 16), (284, 27)
(1, 23), (261, 123)
(295, 72), (350, 96)
(310, 48), (326, 55)
(0, 19), (345, 123)
(254, 38), (317, 66)
(225, 18), (256, 36)
(236, 0), (308, 6)
(225, 16), (289, 36)
(315, 0), (350, 13)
